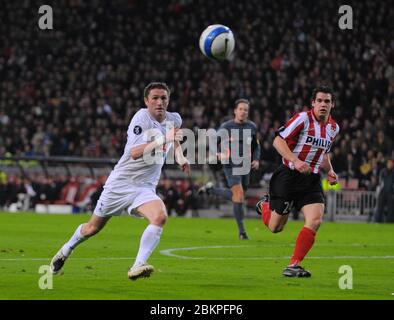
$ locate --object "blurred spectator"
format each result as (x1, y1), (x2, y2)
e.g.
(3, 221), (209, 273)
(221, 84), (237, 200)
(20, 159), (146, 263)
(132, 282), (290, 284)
(331, 148), (347, 177)
(374, 159), (394, 223)
(0, 171), (8, 209)
(176, 179), (199, 217)
(0, 0), (392, 195)
(88, 176), (106, 211)
(260, 140), (278, 174)
(158, 179), (180, 216)
(6, 176), (26, 206)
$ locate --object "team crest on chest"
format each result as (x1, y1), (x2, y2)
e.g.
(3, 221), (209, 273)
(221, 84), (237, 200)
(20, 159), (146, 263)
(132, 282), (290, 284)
(133, 125), (142, 135)
(327, 124), (336, 138)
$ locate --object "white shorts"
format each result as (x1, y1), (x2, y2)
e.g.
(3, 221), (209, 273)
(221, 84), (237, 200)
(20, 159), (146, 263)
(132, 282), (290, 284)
(93, 186), (161, 217)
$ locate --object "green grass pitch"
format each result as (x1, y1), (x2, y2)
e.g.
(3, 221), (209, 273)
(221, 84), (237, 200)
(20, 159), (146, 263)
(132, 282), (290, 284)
(0, 212), (393, 300)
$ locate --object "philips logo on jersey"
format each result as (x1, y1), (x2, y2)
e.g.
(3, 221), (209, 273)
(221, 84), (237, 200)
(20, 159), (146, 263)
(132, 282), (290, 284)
(305, 136), (331, 150)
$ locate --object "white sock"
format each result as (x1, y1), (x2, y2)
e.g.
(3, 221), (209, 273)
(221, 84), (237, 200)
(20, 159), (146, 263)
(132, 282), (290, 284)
(61, 224), (87, 257)
(133, 224), (163, 267)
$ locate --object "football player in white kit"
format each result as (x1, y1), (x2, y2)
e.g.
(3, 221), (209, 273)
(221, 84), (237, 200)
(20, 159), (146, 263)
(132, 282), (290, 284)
(50, 82), (190, 280)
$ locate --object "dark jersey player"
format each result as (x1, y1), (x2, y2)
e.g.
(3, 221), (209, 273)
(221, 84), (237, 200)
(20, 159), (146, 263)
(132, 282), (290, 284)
(199, 99), (260, 240)
(256, 85), (340, 277)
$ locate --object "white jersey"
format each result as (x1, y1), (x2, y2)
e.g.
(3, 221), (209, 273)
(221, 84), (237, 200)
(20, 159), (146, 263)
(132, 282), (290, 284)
(104, 108), (182, 192)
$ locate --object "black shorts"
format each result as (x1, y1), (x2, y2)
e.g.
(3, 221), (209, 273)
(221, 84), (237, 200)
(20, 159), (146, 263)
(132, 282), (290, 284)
(269, 164), (325, 215)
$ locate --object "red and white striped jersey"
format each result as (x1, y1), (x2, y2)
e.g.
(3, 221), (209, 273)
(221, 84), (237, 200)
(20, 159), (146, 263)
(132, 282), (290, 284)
(277, 110), (340, 173)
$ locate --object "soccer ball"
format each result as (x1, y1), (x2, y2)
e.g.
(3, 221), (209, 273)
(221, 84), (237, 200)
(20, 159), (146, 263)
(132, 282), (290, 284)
(199, 24), (235, 60)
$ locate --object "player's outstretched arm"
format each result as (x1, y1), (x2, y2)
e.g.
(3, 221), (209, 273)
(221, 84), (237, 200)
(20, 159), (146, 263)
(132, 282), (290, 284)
(322, 153), (338, 185)
(273, 136), (311, 174)
(174, 140), (191, 176)
(130, 128), (183, 160)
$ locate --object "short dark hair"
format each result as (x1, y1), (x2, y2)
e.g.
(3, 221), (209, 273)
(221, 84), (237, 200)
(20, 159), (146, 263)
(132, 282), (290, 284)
(144, 82), (171, 98)
(311, 85), (335, 103)
(234, 98), (250, 109)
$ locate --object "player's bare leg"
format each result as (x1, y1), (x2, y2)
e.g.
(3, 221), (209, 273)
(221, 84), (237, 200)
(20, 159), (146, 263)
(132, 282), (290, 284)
(302, 203), (324, 232)
(50, 214), (111, 274)
(255, 196), (289, 233)
(127, 199), (167, 280)
(267, 211), (289, 233)
(283, 203), (323, 277)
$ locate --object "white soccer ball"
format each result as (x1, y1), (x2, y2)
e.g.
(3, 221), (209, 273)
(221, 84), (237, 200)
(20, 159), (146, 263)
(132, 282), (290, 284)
(199, 24), (235, 60)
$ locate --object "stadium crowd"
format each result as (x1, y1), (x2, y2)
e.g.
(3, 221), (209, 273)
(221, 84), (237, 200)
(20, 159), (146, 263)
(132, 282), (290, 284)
(0, 1), (393, 215)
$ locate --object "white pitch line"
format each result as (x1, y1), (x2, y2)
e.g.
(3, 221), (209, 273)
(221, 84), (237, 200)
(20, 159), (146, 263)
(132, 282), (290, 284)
(159, 245), (394, 260)
(157, 255), (394, 260)
(1, 243), (394, 262)
(0, 257), (133, 262)
(1, 255), (394, 262)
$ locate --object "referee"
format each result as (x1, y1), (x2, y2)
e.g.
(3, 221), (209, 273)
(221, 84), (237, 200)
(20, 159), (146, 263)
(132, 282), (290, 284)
(199, 99), (260, 240)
